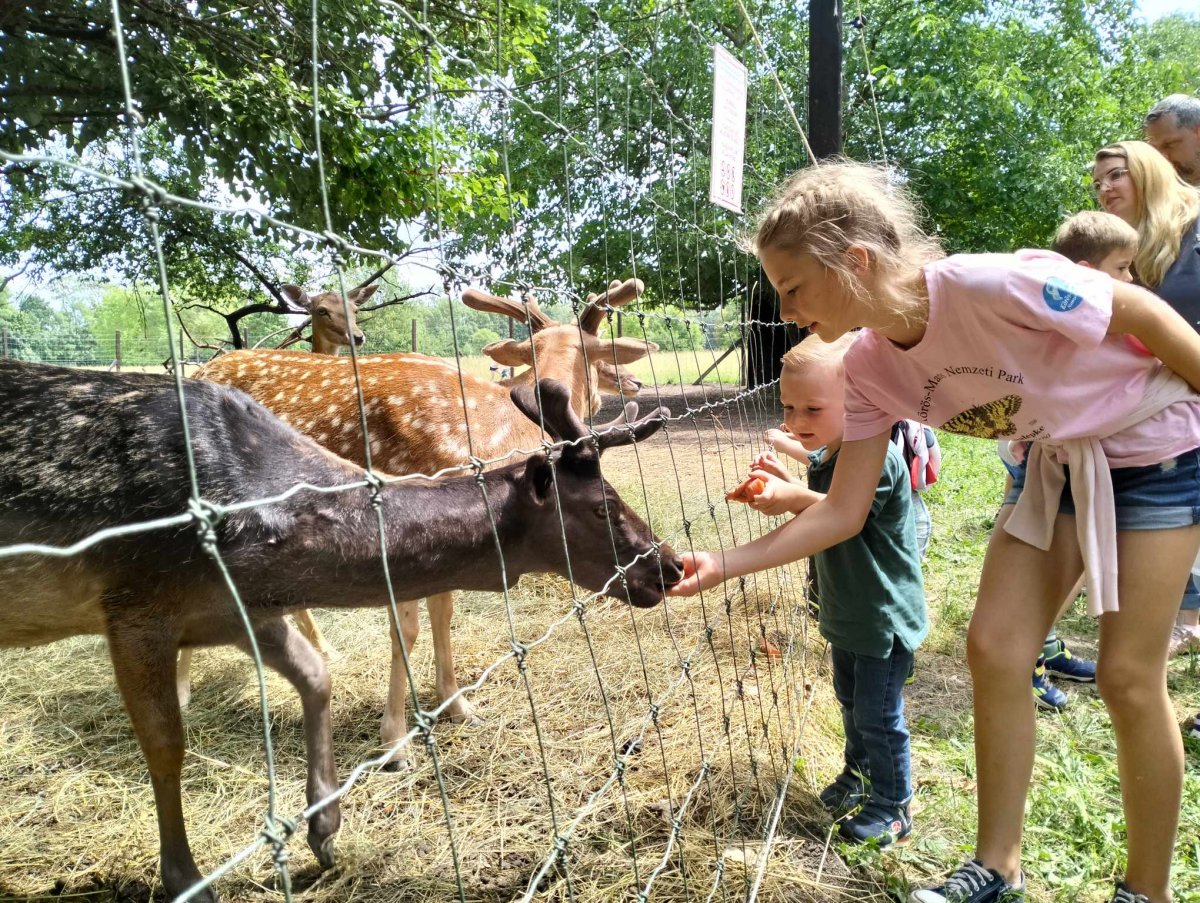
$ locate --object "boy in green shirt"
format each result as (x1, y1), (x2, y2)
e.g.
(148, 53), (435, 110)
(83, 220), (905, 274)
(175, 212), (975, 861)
(733, 333), (928, 845)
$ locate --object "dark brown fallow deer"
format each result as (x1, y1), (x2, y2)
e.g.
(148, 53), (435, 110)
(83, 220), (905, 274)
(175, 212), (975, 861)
(0, 359), (682, 902)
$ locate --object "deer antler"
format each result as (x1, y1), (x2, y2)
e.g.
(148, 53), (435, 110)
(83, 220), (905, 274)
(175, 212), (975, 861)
(461, 288), (557, 332)
(578, 278), (645, 335)
(510, 379), (668, 451)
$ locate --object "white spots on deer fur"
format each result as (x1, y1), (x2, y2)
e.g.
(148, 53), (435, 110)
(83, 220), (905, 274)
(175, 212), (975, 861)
(279, 413), (292, 424)
(341, 421), (356, 435)
(311, 393), (323, 404)
(274, 390), (285, 402)
(370, 439), (383, 457)
(467, 398), (478, 410)
(327, 404), (339, 416)
(316, 432), (329, 444)
(389, 456), (406, 472)
(321, 378), (331, 388)
(236, 365), (246, 377)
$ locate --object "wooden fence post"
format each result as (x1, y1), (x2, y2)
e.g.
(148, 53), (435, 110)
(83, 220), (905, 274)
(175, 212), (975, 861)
(1, 327), (8, 359)
(411, 319), (418, 352)
(114, 330), (122, 371)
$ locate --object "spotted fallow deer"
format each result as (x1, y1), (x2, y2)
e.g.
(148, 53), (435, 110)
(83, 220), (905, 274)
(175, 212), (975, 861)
(190, 278), (654, 768)
(0, 360), (682, 902)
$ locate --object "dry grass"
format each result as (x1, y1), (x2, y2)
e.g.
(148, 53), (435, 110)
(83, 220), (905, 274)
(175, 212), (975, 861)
(0, 385), (892, 903)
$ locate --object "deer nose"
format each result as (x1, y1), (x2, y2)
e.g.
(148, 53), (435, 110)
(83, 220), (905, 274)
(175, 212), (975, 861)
(658, 544), (685, 587)
(352, 332), (365, 346)
(630, 378), (644, 391)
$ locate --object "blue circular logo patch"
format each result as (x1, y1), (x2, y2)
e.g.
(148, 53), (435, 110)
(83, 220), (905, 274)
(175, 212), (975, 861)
(1042, 277), (1084, 312)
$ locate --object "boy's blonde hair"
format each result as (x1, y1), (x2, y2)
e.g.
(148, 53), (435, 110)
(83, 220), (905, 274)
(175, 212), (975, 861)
(1093, 140), (1200, 287)
(1051, 211), (1138, 265)
(780, 332), (855, 375)
(751, 161), (943, 298)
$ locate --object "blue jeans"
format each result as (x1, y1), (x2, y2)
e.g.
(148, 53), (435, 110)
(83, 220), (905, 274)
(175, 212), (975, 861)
(830, 637), (914, 808)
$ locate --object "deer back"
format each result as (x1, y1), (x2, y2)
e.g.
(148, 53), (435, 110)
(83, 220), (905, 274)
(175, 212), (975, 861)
(194, 349), (552, 475)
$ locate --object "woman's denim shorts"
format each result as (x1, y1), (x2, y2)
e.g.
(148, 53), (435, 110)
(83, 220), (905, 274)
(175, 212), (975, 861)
(1002, 446), (1200, 608)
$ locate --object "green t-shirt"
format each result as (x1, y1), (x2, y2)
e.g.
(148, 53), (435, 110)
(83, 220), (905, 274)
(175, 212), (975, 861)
(805, 443), (928, 658)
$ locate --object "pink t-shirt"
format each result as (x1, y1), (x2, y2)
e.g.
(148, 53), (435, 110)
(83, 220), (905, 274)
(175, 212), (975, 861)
(843, 250), (1200, 467)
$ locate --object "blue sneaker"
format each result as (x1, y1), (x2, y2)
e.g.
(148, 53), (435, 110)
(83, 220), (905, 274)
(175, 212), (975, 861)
(1043, 638), (1095, 682)
(838, 801), (911, 846)
(909, 859), (1026, 902)
(1032, 656), (1068, 711)
(819, 771), (867, 816)
(1110, 883), (1151, 903)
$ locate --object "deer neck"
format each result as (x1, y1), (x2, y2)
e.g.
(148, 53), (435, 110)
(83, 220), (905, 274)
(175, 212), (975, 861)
(309, 334), (342, 356)
(261, 467), (534, 604)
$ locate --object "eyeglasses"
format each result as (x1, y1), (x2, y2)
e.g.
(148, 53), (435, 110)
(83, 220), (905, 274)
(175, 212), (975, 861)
(1090, 167), (1129, 197)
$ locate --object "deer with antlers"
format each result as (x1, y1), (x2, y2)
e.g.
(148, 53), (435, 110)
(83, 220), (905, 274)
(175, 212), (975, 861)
(0, 359), (682, 901)
(189, 277), (654, 768)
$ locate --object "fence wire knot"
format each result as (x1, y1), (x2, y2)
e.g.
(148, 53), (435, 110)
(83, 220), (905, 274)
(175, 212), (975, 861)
(413, 709), (436, 734)
(468, 455), (487, 478)
(510, 639), (529, 667)
(260, 815), (296, 850)
(187, 498), (225, 549)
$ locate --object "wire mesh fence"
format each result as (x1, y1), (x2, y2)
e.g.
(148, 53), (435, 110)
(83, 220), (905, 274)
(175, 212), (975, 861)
(0, 1), (859, 901)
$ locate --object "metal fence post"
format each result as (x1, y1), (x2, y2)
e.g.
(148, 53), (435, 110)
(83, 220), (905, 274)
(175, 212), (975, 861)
(411, 318), (418, 352)
(114, 330), (122, 371)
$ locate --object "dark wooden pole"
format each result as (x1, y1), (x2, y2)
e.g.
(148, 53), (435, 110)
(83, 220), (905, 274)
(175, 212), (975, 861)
(809, 0), (843, 160)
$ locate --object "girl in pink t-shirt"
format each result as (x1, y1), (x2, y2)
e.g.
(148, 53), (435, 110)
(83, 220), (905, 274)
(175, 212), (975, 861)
(668, 163), (1200, 903)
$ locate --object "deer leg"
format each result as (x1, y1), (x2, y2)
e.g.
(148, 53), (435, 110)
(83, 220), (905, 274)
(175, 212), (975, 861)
(176, 647), (193, 709)
(428, 591), (478, 725)
(237, 617), (341, 870)
(291, 609), (340, 661)
(106, 613), (213, 902)
(380, 601), (420, 772)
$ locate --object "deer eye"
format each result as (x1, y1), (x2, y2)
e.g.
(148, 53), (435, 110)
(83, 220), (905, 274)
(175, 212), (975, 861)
(317, 309), (331, 316)
(593, 505), (612, 520)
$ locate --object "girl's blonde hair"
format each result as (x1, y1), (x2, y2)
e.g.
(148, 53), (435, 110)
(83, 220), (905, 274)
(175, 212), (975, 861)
(751, 161), (943, 295)
(1094, 140), (1200, 287)
(780, 332), (856, 375)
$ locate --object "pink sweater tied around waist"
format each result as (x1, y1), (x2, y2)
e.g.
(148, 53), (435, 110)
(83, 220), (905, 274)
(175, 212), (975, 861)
(1003, 365), (1200, 617)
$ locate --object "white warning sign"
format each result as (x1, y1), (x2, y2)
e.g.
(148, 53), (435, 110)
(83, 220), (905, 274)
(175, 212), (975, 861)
(709, 44), (747, 214)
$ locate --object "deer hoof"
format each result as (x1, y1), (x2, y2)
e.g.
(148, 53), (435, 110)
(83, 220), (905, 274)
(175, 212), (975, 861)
(380, 752), (414, 773)
(447, 698), (481, 726)
(309, 833), (337, 871)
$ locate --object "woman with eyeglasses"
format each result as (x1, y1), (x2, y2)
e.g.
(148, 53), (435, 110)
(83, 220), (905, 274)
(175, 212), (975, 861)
(1092, 141), (1200, 333)
(1092, 141), (1200, 741)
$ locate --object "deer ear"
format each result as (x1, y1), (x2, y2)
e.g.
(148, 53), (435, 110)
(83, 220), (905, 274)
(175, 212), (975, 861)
(348, 284), (378, 304)
(590, 336), (658, 365)
(483, 339), (533, 367)
(523, 455), (555, 504)
(280, 284), (310, 309)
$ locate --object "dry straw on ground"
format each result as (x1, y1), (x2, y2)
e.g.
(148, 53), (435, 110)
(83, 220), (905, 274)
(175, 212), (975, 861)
(0, 383), (887, 902)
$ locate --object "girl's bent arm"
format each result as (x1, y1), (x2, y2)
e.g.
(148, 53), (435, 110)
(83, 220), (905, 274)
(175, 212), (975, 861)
(1110, 281), (1200, 391)
(668, 431), (890, 595)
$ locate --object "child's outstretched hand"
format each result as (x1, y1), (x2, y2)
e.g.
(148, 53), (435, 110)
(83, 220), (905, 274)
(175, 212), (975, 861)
(745, 472), (801, 516)
(751, 449), (792, 482)
(764, 426), (793, 447)
(666, 550), (725, 596)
